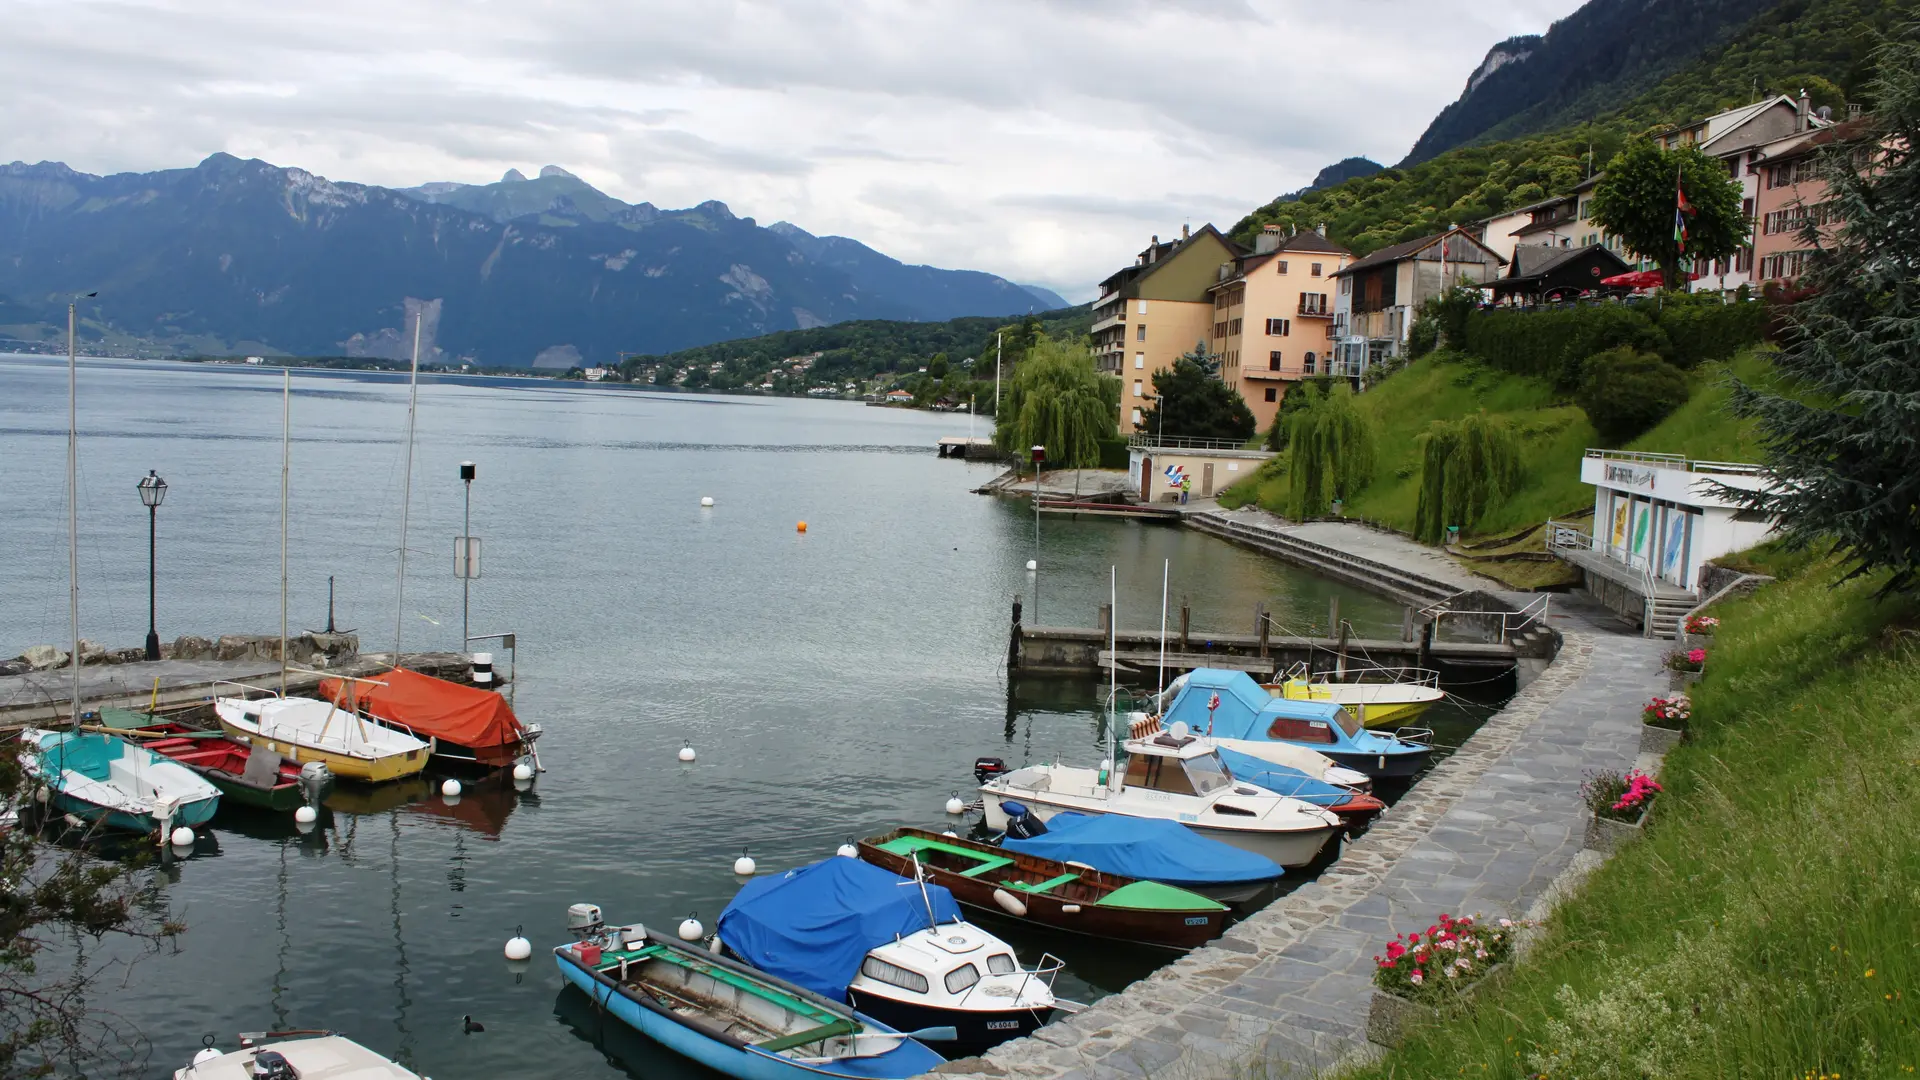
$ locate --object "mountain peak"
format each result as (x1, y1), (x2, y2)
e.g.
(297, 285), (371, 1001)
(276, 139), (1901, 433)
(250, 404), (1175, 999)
(501, 168), (528, 183)
(538, 165), (577, 180)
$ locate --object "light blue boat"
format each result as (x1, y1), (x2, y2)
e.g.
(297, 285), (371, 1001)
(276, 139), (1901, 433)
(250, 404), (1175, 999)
(554, 923), (948, 1080)
(1163, 669), (1434, 780)
(19, 728), (221, 835)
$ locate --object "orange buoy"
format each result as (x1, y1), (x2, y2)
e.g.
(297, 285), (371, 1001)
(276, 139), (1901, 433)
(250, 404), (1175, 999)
(797, 521), (808, 533)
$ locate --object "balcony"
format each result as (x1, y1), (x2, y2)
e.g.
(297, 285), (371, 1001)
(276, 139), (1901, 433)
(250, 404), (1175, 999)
(1296, 301), (1333, 317)
(1241, 368), (1297, 381)
(1091, 311), (1126, 335)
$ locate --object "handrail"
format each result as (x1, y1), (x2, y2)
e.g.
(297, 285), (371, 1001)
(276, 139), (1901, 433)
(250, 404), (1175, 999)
(1583, 448), (1767, 477)
(1126, 433), (1254, 452)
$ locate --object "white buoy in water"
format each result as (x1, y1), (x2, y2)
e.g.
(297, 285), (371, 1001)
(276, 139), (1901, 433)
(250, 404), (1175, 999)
(512, 762), (534, 782)
(678, 742), (697, 763)
(733, 848), (756, 876)
(504, 934), (533, 961)
(441, 779), (462, 798)
(32, 785), (48, 804)
(293, 805), (318, 825)
(1026, 559), (1037, 571)
(945, 792), (965, 815)
(835, 840), (858, 858)
(700, 496), (714, 507)
(170, 826), (195, 847)
(678, 915), (704, 941)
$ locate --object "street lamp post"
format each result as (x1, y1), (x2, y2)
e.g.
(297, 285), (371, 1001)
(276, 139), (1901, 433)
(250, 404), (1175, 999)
(136, 470), (168, 660)
(66, 293), (95, 723)
(1030, 445), (1045, 623)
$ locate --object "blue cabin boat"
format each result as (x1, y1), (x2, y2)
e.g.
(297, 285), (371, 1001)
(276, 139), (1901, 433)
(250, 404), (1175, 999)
(1162, 669), (1433, 780)
(555, 921), (946, 1080)
(20, 728), (220, 834)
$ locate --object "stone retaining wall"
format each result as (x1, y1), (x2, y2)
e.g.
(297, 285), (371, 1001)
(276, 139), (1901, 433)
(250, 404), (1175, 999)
(3, 633), (359, 676)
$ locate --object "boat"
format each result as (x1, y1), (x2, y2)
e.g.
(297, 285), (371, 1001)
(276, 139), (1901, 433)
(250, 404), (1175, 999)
(98, 711), (332, 813)
(172, 1031), (419, 1079)
(554, 904), (947, 1080)
(996, 810), (1286, 905)
(857, 826), (1228, 950)
(1162, 668), (1433, 781)
(215, 696), (430, 783)
(319, 667), (536, 772)
(18, 727), (220, 836)
(1263, 663), (1445, 729)
(718, 857), (1059, 1054)
(1112, 714), (1384, 825)
(978, 723), (1345, 868)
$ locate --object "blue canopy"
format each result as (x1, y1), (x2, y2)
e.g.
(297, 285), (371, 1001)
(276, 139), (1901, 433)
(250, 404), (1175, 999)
(1000, 813), (1282, 887)
(1214, 746), (1348, 808)
(717, 858), (962, 1002)
(1163, 668), (1347, 741)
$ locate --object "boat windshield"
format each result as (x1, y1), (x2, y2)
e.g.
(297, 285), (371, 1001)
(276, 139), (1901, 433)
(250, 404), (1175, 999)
(1182, 752), (1232, 795)
(1335, 710), (1364, 739)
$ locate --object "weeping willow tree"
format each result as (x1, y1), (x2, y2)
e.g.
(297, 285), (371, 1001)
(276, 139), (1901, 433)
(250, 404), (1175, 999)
(993, 336), (1118, 468)
(1412, 411), (1524, 543)
(1285, 383), (1375, 519)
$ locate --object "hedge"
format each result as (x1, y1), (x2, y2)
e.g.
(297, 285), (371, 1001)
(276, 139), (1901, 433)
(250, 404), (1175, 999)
(1457, 297), (1766, 387)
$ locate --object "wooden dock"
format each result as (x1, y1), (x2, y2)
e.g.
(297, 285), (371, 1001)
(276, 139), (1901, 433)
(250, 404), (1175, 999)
(1036, 498), (1181, 521)
(937, 437), (998, 460)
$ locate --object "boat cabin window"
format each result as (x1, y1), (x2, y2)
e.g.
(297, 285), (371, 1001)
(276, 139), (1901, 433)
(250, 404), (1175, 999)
(985, 953), (1016, 975)
(1333, 710), (1364, 739)
(1266, 716), (1337, 744)
(1123, 754), (1197, 796)
(944, 963), (981, 995)
(860, 956), (930, 995)
(1182, 752), (1232, 795)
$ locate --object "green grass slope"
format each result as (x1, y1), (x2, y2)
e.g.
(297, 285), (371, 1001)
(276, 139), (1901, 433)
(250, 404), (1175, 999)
(1222, 348), (1772, 539)
(1343, 558), (1920, 1079)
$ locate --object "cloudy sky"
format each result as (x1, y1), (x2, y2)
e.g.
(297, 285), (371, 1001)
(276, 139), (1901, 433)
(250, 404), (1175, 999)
(2, 0), (1584, 299)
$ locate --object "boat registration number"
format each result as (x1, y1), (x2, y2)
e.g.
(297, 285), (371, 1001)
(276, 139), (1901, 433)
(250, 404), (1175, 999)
(1185, 917), (1210, 926)
(985, 1020), (1020, 1031)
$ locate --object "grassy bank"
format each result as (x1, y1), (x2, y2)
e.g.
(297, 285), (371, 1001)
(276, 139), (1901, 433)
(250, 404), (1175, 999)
(1342, 558), (1919, 1079)
(1222, 348), (1772, 541)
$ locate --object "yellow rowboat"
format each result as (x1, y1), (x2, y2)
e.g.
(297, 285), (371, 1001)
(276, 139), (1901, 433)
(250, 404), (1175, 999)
(1267, 675), (1444, 729)
(215, 696), (430, 783)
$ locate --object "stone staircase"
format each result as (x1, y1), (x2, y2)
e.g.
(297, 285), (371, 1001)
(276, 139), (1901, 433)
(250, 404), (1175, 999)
(1647, 594), (1695, 639)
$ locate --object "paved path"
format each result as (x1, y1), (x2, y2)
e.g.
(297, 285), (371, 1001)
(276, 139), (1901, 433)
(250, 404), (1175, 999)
(936, 628), (1665, 1080)
(1211, 507), (1498, 596)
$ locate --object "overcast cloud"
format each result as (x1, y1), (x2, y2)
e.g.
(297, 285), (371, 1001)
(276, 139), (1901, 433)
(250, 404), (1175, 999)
(0, 0), (1583, 299)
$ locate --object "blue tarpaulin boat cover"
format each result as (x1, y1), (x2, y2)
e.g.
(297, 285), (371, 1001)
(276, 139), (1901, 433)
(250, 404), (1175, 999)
(717, 858), (963, 1001)
(1162, 668), (1345, 741)
(1000, 813), (1283, 887)
(1213, 746), (1347, 808)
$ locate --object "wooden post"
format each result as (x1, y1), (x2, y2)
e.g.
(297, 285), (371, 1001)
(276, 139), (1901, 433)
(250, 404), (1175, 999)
(1097, 603), (1112, 634)
(1327, 597), (1340, 640)
(1402, 606), (1416, 643)
(1180, 598), (1191, 653)
(1419, 618), (1435, 669)
(1256, 602), (1269, 658)
(1009, 595), (1024, 669)
(1336, 622), (1351, 679)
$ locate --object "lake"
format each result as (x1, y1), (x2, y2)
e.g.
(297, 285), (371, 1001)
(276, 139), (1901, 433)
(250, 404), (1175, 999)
(0, 355), (1468, 1079)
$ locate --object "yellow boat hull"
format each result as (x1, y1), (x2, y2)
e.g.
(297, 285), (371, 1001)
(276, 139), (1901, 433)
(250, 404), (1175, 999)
(1271, 680), (1440, 729)
(1349, 699), (1435, 728)
(218, 719), (430, 783)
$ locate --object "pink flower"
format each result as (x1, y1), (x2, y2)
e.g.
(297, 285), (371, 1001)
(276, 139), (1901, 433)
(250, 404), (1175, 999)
(1687, 648), (1706, 664)
(1409, 971), (1423, 985)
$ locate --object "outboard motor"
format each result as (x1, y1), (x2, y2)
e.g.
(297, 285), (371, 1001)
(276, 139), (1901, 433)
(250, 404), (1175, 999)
(567, 902), (605, 940)
(973, 757), (1008, 785)
(297, 761), (331, 803)
(250, 1050), (297, 1080)
(1002, 800), (1049, 840)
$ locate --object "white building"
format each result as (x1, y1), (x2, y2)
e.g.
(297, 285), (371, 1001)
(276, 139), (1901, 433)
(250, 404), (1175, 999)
(583, 367), (608, 381)
(1549, 450), (1776, 634)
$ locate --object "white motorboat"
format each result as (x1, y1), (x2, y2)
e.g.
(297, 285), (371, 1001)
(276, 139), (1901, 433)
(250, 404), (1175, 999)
(1126, 711), (1371, 790)
(215, 696), (430, 784)
(174, 1032), (418, 1079)
(979, 723), (1344, 868)
(846, 919), (1060, 1053)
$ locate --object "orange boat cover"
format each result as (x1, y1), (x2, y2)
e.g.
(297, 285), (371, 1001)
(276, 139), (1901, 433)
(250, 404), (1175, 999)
(322, 669), (523, 751)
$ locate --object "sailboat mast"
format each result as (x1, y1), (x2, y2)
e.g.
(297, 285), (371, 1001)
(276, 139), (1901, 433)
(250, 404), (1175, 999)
(280, 368), (290, 697)
(1108, 566), (1118, 791)
(393, 312), (422, 667)
(66, 301), (80, 727)
(1156, 559), (1169, 703)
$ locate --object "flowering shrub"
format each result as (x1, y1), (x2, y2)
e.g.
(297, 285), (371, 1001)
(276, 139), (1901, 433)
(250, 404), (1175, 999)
(1666, 647), (1707, 672)
(1642, 693), (1690, 728)
(1684, 614), (1719, 635)
(1582, 768), (1663, 821)
(1371, 912), (1528, 1004)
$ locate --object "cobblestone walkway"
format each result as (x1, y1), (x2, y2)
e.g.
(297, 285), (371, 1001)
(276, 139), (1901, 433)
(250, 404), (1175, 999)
(934, 629), (1666, 1080)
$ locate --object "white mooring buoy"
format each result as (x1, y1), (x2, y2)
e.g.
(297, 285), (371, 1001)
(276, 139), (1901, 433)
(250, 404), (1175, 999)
(442, 779), (463, 798)
(945, 792), (965, 815)
(835, 840), (858, 858)
(700, 496), (715, 507)
(512, 762), (534, 782)
(678, 742), (697, 763)
(293, 805), (318, 825)
(170, 826), (195, 847)
(504, 928), (533, 962)
(1026, 559), (1037, 571)
(678, 914), (704, 941)
(733, 848), (756, 876)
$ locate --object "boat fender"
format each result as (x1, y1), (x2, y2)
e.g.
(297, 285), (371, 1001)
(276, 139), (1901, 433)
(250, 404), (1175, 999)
(1065, 861), (1096, 871)
(992, 888), (1028, 917)
(1060, 904), (1081, 914)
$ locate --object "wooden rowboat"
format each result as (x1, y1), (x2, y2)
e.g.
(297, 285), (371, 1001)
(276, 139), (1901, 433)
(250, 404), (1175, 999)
(857, 827), (1228, 950)
(104, 713), (329, 814)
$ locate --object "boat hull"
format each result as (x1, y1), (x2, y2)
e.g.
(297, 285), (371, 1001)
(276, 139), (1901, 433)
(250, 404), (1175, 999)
(217, 719), (427, 783)
(845, 986), (1049, 1056)
(554, 939), (943, 1080)
(1320, 747), (1431, 780)
(980, 791), (1338, 869)
(47, 789), (218, 834)
(1351, 699), (1435, 728)
(857, 831), (1226, 950)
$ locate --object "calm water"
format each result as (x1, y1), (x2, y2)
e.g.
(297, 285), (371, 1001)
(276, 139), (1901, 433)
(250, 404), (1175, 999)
(0, 355), (1432, 1079)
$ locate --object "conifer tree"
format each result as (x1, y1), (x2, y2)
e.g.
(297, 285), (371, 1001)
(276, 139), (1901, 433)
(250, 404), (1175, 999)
(1727, 29), (1920, 594)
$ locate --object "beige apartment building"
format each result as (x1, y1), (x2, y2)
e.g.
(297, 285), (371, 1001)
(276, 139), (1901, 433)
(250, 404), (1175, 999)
(1209, 226), (1354, 433)
(1091, 225), (1237, 433)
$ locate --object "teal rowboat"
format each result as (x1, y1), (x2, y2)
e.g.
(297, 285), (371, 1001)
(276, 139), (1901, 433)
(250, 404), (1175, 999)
(20, 728), (220, 835)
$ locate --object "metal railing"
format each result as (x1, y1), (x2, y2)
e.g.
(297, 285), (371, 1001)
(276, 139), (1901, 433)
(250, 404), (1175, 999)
(1583, 448), (1767, 477)
(1125, 433), (1254, 452)
(1418, 593), (1552, 637)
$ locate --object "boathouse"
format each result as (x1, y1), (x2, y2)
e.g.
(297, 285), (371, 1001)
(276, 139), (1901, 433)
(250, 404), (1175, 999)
(1127, 435), (1274, 503)
(1547, 449), (1775, 635)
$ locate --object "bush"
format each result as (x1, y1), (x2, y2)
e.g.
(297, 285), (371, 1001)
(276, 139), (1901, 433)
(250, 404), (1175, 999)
(1659, 299), (1766, 368)
(1095, 439), (1131, 470)
(1456, 300), (1764, 388)
(1577, 347), (1690, 441)
(1559, 305), (1672, 388)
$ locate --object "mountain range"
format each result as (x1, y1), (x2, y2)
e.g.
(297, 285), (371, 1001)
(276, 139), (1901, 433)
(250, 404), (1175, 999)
(0, 157), (1065, 367)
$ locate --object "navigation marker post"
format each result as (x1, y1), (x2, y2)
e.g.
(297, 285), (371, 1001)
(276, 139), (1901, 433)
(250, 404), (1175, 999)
(455, 461), (481, 650)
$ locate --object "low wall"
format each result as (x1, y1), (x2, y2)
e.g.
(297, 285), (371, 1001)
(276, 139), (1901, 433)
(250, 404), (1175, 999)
(2, 633), (360, 676)
(1184, 513), (1459, 608)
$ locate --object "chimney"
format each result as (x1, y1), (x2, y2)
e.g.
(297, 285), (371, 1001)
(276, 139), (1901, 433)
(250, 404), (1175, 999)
(1256, 224), (1282, 255)
(1317, 222), (1328, 237)
(1798, 88), (1811, 130)
(1181, 223), (1190, 241)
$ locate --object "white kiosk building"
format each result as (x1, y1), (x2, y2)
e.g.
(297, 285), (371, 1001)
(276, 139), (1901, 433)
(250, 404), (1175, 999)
(1548, 450), (1775, 636)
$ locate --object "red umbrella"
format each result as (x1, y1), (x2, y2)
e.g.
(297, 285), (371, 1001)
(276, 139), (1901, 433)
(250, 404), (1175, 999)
(1600, 269), (1701, 289)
